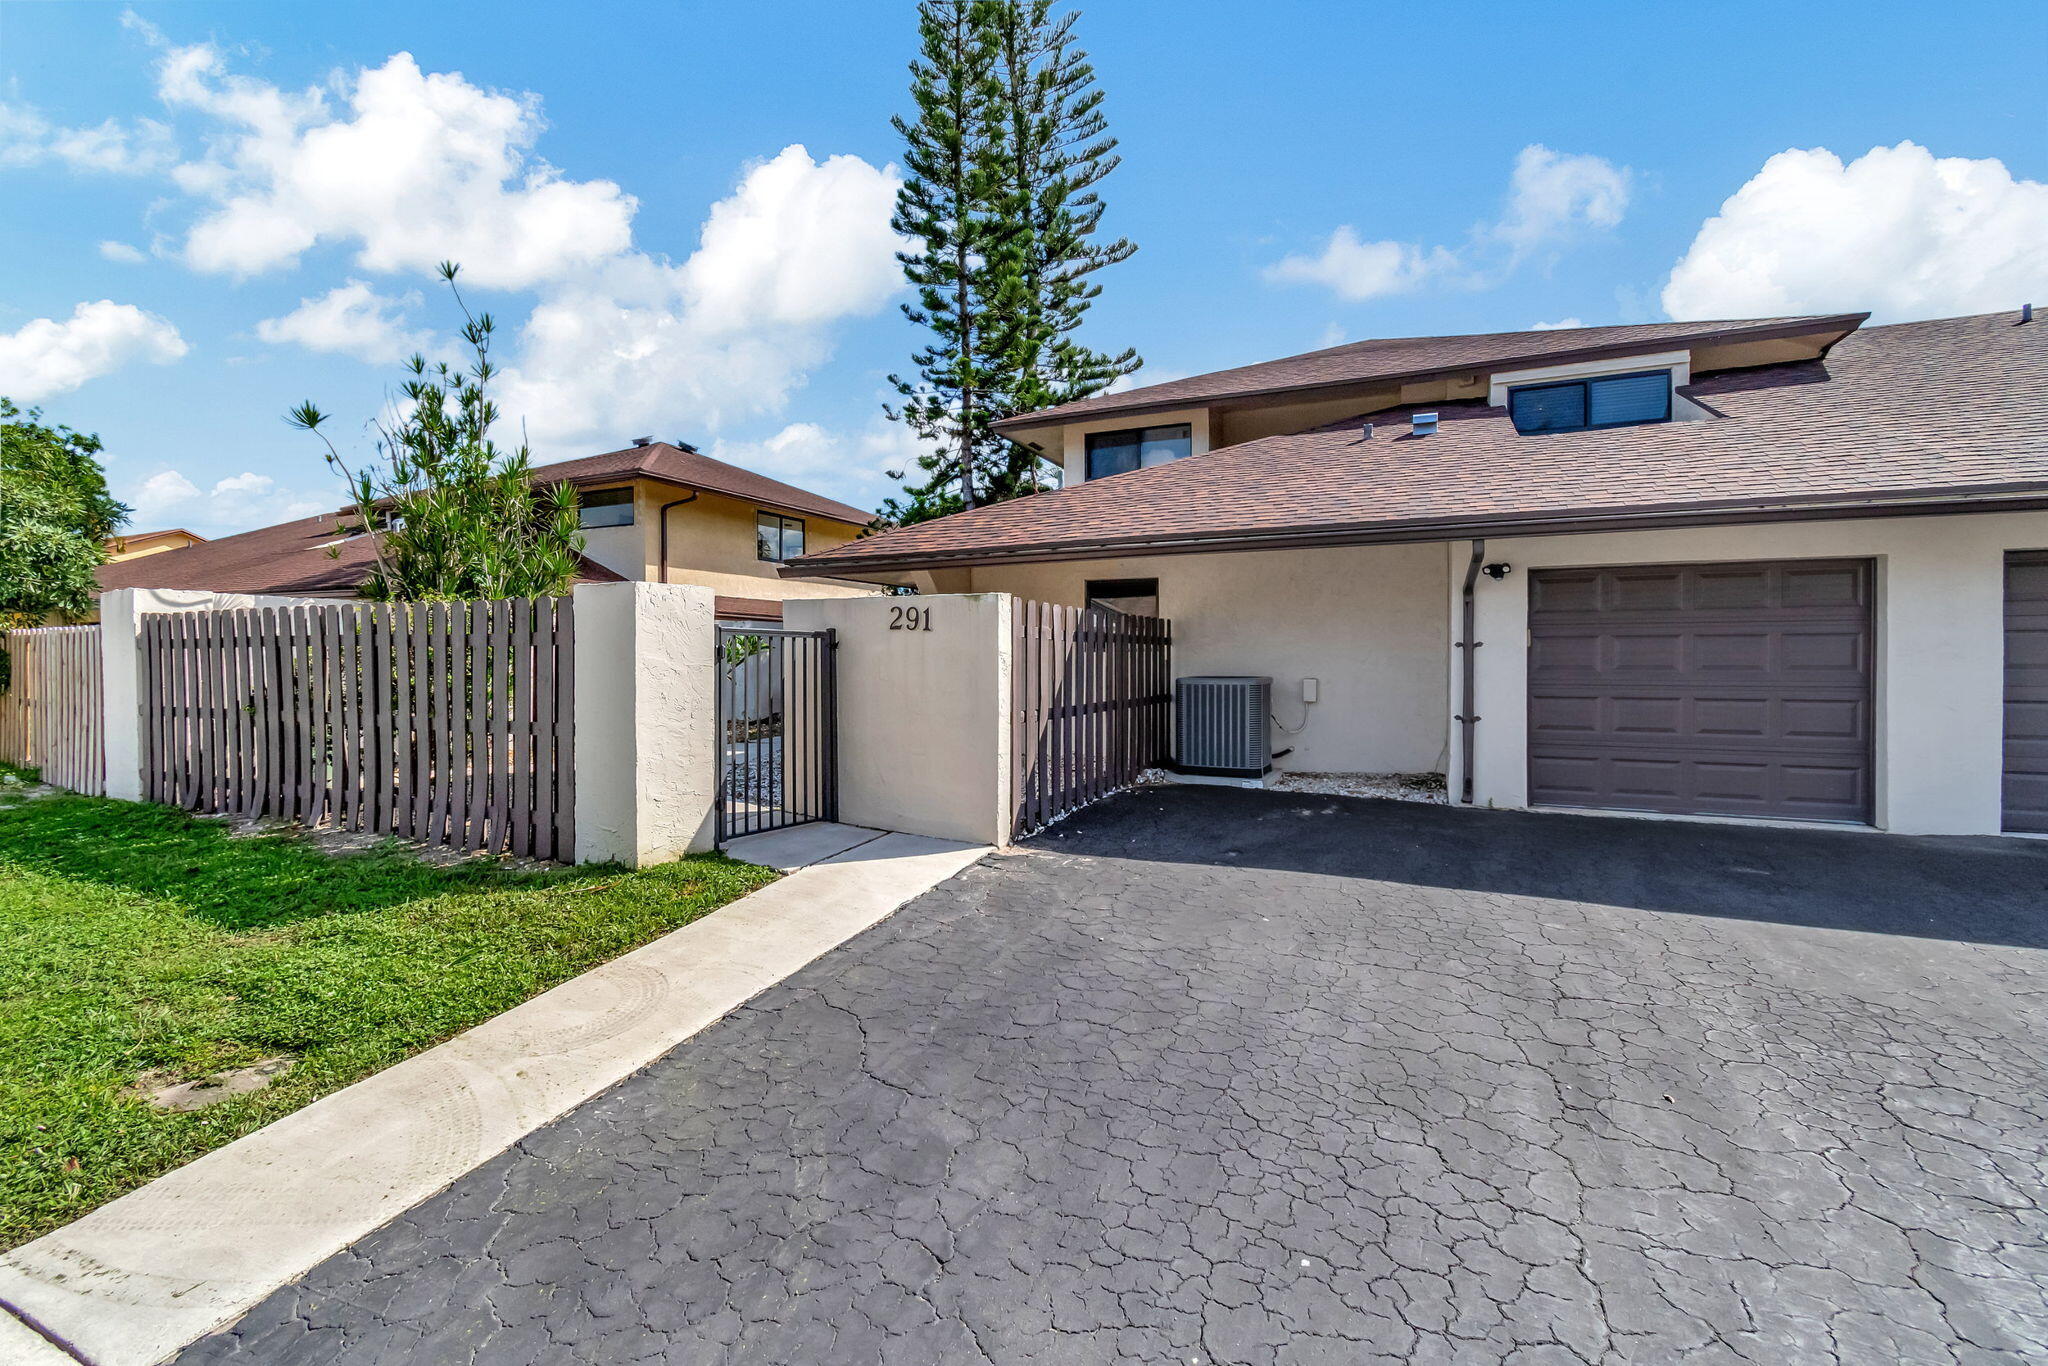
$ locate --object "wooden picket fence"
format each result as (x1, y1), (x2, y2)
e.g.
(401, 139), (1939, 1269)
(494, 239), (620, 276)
(1010, 602), (1172, 838)
(0, 625), (105, 794)
(141, 599), (576, 860)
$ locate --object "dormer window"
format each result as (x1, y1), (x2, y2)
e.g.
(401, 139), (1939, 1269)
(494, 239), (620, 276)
(1508, 370), (1672, 434)
(1086, 423), (1191, 480)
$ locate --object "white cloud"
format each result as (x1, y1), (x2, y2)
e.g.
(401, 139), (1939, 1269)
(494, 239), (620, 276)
(86, 32), (905, 453)
(0, 101), (175, 174)
(499, 145), (905, 450)
(1264, 229), (1454, 303)
(0, 301), (188, 401)
(99, 240), (149, 264)
(125, 467), (330, 536)
(1662, 142), (2048, 322)
(157, 45), (636, 287)
(708, 416), (921, 513)
(1267, 145), (1630, 303)
(1531, 317), (1586, 331)
(1494, 145), (1630, 257)
(255, 281), (430, 364)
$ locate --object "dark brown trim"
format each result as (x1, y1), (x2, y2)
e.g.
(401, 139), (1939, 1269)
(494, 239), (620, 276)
(991, 314), (1869, 437)
(782, 484), (2048, 577)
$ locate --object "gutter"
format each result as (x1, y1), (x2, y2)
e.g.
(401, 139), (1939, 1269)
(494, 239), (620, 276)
(780, 485), (2048, 578)
(1456, 541), (1484, 806)
(656, 490), (699, 582)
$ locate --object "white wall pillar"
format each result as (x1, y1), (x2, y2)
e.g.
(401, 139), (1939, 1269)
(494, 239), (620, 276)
(572, 581), (718, 866)
(785, 593), (1014, 845)
(96, 587), (234, 802)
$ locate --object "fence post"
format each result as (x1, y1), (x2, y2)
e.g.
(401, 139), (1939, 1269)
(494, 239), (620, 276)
(97, 588), (152, 801)
(571, 581), (718, 866)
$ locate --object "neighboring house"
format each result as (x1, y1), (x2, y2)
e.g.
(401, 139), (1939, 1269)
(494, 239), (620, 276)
(96, 438), (884, 624)
(106, 528), (208, 561)
(787, 309), (2048, 838)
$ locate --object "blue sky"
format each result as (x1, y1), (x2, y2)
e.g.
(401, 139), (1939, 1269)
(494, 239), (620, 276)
(3, 0), (2044, 536)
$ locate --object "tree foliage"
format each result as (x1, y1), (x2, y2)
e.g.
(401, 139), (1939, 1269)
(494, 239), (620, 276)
(882, 0), (1012, 525)
(290, 263), (585, 602)
(883, 1), (1138, 525)
(0, 398), (129, 690)
(0, 399), (128, 622)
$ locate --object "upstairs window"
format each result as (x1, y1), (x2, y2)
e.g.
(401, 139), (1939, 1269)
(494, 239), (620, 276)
(1508, 370), (1672, 434)
(1085, 423), (1191, 480)
(579, 488), (635, 528)
(757, 511), (805, 562)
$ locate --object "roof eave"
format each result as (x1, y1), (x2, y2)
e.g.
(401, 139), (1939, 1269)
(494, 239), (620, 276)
(990, 313), (1872, 438)
(781, 481), (2048, 576)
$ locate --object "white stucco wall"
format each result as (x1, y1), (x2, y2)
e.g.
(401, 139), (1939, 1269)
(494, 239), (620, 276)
(784, 594), (1013, 845)
(573, 581), (718, 865)
(1451, 510), (2048, 835)
(968, 543), (1452, 775)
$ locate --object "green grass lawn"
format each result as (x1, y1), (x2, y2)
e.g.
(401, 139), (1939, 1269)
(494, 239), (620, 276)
(0, 776), (776, 1250)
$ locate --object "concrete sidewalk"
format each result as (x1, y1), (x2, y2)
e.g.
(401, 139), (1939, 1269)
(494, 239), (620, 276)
(0, 825), (985, 1366)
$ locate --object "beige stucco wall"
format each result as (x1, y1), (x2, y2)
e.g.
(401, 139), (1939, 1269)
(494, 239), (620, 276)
(572, 581), (718, 865)
(784, 594), (1014, 845)
(965, 543), (1452, 775)
(1454, 510), (2048, 835)
(578, 479), (877, 601)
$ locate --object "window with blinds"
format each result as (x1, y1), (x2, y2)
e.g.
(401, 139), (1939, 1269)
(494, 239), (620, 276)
(1509, 369), (1672, 434)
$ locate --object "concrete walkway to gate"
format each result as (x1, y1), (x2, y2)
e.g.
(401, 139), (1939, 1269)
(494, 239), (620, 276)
(0, 824), (986, 1366)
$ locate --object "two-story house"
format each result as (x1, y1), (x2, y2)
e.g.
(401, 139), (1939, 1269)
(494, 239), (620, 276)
(786, 309), (2048, 838)
(97, 438), (883, 624)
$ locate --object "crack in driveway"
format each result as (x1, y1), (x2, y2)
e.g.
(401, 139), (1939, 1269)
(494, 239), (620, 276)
(177, 789), (2048, 1364)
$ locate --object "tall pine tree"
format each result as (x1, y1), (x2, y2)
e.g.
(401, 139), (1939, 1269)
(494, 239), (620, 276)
(987, 0), (1138, 500)
(883, 1), (1139, 524)
(882, 0), (1012, 525)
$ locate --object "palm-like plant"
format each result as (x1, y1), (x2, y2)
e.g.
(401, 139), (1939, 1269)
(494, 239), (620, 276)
(289, 263), (584, 601)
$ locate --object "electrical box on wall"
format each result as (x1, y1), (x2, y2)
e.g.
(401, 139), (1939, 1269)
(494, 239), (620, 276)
(1301, 677), (1320, 704)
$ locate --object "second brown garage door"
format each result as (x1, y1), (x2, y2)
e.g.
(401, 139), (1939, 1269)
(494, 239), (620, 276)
(1528, 558), (1873, 823)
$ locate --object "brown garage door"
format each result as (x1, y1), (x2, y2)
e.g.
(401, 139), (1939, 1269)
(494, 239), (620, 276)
(2004, 551), (2048, 833)
(1528, 558), (1873, 823)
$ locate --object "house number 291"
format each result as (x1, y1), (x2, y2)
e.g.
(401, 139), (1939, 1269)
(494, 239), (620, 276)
(889, 604), (934, 632)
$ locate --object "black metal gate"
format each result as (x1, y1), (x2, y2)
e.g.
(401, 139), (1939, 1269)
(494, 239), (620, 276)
(715, 625), (837, 845)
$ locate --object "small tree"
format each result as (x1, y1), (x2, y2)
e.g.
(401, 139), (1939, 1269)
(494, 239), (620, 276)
(0, 400), (130, 689)
(289, 263), (584, 601)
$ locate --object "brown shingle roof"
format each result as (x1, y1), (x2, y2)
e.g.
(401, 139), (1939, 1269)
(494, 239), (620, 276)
(792, 311), (2048, 574)
(95, 511), (628, 595)
(993, 313), (1866, 434)
(541, 443), (873, 525)
(94, 441), (872, 597)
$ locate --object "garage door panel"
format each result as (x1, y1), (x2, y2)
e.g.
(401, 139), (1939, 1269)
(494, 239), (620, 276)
(1610, 696), (1685, 734)
(1780, 697), (1865, 739)
(1529, 694), (1600, 734)
(1693, 697), (1771, 737)
(1780, 763), (1867, 813)
(1612, 571), (1685, 612)
(1692, 569), (1773, 609)
(1529, 558), (1872, 824)
(2004, 551), (2048, 832)
(1612, 633), (1686, 672)
(1782, 564), (1868, 608)
(1781, 630), (1867, 673)
(1691, 632), (1771, 672)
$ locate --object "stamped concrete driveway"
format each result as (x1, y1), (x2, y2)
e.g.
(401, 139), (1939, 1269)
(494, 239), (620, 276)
(181, 788), (2048, 1365)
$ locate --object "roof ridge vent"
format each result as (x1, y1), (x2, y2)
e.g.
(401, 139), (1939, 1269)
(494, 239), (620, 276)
(1411, 412), (1439, 436)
